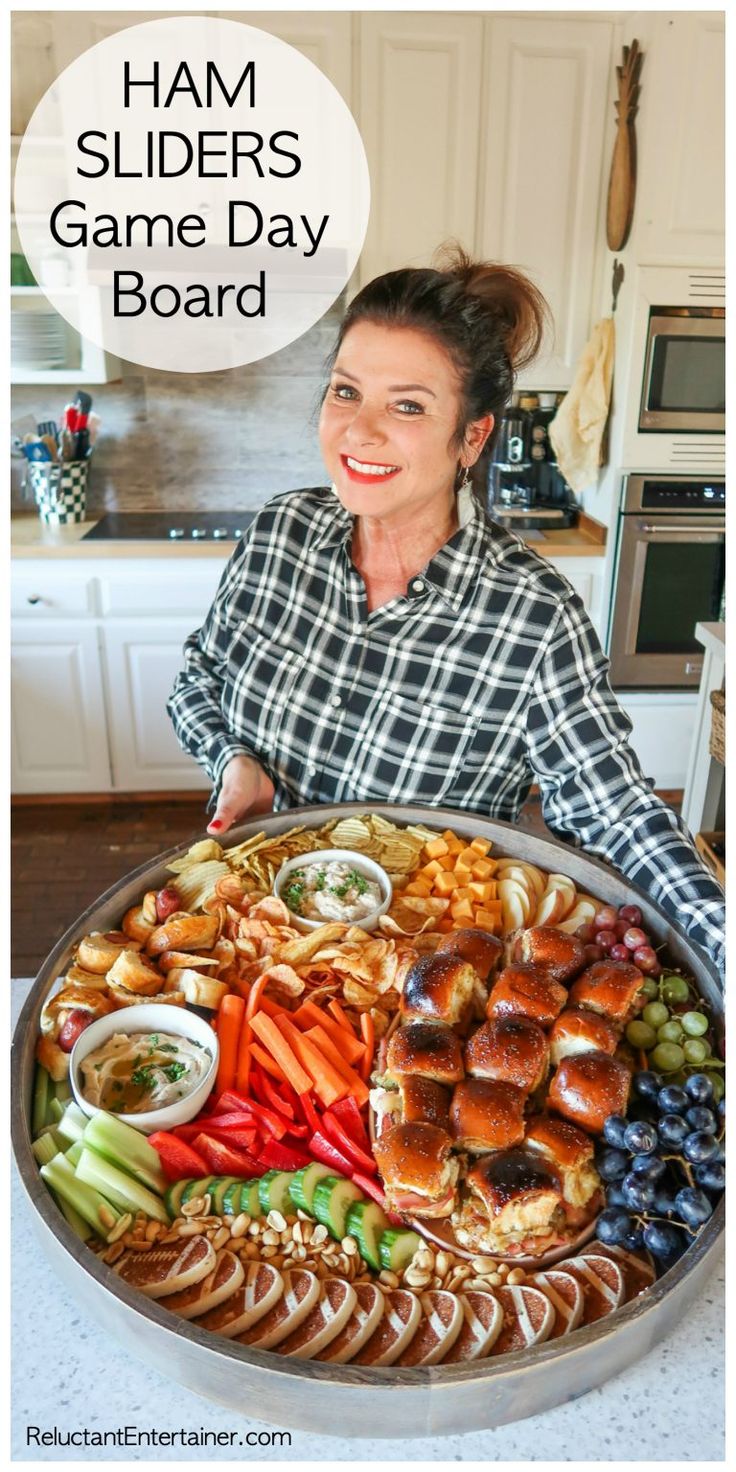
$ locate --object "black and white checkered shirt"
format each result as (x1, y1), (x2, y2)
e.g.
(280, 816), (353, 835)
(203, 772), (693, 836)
(168, 485), (725, 975)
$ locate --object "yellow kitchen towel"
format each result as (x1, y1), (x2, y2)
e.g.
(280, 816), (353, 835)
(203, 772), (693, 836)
(549, 318), (615, 492)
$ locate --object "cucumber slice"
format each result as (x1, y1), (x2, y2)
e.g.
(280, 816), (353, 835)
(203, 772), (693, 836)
(164, 1178), (195, 1218)
(289, 1163), (334, 1215)
(258, 1171), (295, 1215)
(209, 1176), (240, 1215)
(379, 1228), (422, 1274)
(240, 1179), (265, 1216)
(76, 1148), (169, 1224)
(82, 1111), (167, 1195)
(181, 1176), (215, 1206)
(313, 1175), (362, 1240)
(345, 1200), (390, 1272)
(32, 1064), (51, 1139)
(222, 1180), (245, 1216)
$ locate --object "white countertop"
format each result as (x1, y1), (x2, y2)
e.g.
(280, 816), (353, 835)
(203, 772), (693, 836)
(12, 977), (724, 1460)
(11, 515), (238, 559)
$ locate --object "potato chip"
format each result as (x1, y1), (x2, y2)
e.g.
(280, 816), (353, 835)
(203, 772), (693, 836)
(167, 838), (224, 873)
(276, 922), (349, 966)
(252, 963), (305, 1000)
(173, 860), (230, 911)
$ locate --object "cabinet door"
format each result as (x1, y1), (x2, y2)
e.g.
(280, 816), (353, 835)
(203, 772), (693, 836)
(479, 16), (613, 389)
(545, 555), (605, 642)
(102, 621), (211, 791)
(636, 14), (724, 265)
(11, 623), (111, 793)
(358, 14), (483, 284)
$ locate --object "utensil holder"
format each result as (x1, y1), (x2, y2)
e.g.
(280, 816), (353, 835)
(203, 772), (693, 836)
(29, 460), (89, 526)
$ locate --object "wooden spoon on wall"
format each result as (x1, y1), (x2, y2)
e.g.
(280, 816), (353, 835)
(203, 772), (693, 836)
(606, 40), (644, 251)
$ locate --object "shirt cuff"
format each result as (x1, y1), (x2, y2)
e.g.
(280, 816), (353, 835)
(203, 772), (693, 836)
(202, 734), (261, 790)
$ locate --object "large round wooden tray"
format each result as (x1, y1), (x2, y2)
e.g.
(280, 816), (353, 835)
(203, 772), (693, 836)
(11, 804), (724, 1437)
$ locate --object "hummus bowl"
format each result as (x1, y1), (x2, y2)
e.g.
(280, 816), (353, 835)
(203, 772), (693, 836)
(11, 804), (724, 1437)
(70, 1002), (218, 1134)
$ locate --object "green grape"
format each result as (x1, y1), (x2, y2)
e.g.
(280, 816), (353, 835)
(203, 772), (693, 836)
(643, 1001), (669, 1029)
(681, 1011), (709, 1037)
(683, 1038), (708, 1064)
(641, 978), (660, 999)
(650, 1042), (686, 1073)
(661, 975), (690, 1004)
(626, 1020), (657, 1049)
(707, 1072), (726, 1103)
(658, 1019), (684, 1044)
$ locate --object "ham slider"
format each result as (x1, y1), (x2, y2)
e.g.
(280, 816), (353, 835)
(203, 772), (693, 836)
(385, 1021), (465, 1084)
(449, 1078), (527, 1152)
(487, 965), (567, 1028)
(452, 1149), (565, 1256)
(401, 952), (481, 1028)
(435, 927), (504, 983)
(548, 1050), (631, 1134)
(524, 1114), (602, 1218)
(568, 961), (647, 1025)
(398, 1076), (451, 1131)
(514, 927), (586, 984)
(373, 1122), (459, 1218)
(464, 1017), (550, 1093)
(548, 1007), (620, 1066)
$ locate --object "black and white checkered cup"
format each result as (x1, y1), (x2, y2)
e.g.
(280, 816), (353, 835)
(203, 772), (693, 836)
(30, 460), (89, 526)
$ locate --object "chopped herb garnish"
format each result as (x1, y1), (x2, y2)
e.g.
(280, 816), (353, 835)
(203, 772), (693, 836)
(314, 870), (327, 890)
(158, 1043), (178, 1053)
(131, 1066), (155, 1090)
(148, 1035), (159, 1046)
(163, 1061), (187, 1084)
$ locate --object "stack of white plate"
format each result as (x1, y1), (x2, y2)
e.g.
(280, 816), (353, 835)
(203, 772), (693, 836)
(11, 309), (67, 370)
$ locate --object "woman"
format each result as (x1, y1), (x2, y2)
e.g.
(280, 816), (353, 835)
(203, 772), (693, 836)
(168, 248), (725, 976)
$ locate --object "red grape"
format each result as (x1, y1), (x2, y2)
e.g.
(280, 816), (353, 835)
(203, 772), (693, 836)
(623, 926), (648, 951)
(155, 886), (181, 922)
(583, 943), (605, 964)
(594, 905), (618, 930)
(633, 945), (659, 974)
(595, 930), (618, 950)
(576, 922), (596, 943)
(614, 919), (631, 940)
(610, 944), (630, 962)
(619, 904), (643, 926)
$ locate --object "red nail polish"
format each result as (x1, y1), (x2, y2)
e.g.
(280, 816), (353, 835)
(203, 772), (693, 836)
(209, 819), (223, 830)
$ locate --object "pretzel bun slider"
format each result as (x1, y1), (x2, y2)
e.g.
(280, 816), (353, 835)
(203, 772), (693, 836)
(464, 1017), (550, 1093)
(435, 927), (504, 983)
(400, 952), (479, 1028)
(568, 960), (647, 1025)
(452, 1149), (565, 1255)
(548, 1051), (631, 1134)
(373, 1122), (459, 1218)
(548, 1007), (620, 1066)
(524, 1114), (601, 1215)
(449, 1078), (527, 1152)
(385, 1021), (465, 1084)
(486, 965), (567, 1027)
(513, 926), (587, 984)
(398, 1076), (451, 1131)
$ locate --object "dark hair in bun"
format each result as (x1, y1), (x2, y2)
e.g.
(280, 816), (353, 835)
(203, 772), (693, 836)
(331, 241), (549, 451)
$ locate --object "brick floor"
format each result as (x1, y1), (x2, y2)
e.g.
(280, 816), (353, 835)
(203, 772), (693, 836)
(11, 792), (681, 976)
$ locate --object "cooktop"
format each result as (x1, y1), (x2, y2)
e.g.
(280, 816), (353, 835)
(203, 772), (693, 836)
(81, 512), (257, 542)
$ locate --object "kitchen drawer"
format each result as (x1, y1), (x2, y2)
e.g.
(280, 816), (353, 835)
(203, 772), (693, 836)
(11, 568), (96, 617)
(98, 561), (225, 619)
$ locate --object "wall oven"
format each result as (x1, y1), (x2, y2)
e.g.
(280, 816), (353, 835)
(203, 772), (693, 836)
(639, 308), (725, 434)
(608, 475), (725, 689)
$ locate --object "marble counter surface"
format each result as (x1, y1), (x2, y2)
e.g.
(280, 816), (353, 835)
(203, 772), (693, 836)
(12, 978), (723, 1461)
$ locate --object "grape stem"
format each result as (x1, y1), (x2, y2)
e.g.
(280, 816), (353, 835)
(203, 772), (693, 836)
(632, 1212), (698, 1238)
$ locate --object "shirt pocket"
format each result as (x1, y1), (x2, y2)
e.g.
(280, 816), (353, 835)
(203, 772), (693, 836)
(351, 693), (482, 807)
(224, 630), (307, 761)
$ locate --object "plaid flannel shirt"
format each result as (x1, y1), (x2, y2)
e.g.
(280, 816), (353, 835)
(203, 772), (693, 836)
(168, 485), (725, 976)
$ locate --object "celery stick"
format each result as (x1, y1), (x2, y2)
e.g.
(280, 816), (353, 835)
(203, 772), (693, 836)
(82, 1111), (167, 1195)
(56, 1195), (92, 1242)
(32, 1133), (61, 1167)
(76, 1148), (169, 1224)
(57, 1101), (90, 1145)
(32, 1065), (50, 1138)
(48, 1096), (64, 1123)
(65, 1139), (84, 1167)
(53, 1075), (73, 1105)
(40, 1155), (124, 1239)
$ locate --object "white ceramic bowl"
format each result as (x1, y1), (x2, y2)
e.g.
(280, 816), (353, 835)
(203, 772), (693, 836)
(274, 848), (393, 933)
(70, 1003), (218, 1135)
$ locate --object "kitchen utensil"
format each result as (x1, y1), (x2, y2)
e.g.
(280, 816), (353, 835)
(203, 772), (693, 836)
(40, 435), (59, 462)
(74, 390), (93, 416)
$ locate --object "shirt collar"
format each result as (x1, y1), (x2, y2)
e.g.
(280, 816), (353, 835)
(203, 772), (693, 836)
(311, 482), (492, 611)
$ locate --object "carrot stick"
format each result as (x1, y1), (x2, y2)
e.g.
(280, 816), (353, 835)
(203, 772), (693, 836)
(359, 1013), (375, 1083)
(215, 993), (245, 1097)
(249, 1040), (289, 1082)
(245, 975), (271, 1022)
(249, 1011), (313, 1095)
(327, 998), (359, 1038)
(303, 1025), (369, 1106)
(273, 1015), (349, 1107)
(292, 1000), (365, 1064)
(234, 1018), (252, 1095)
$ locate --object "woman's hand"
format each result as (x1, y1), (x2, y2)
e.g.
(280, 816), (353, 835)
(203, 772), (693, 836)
(207, 755), (275, 836)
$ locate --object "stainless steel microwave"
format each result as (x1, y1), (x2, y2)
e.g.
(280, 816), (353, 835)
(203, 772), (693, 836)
(639, 307), (725, 434)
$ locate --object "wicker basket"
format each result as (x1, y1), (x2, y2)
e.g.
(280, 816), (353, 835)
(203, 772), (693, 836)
(709, 688), (725, 765)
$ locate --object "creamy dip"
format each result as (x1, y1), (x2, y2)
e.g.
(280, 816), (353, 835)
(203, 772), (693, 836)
(281, 861), (383, 922)
(80, 1031), (211, 1114)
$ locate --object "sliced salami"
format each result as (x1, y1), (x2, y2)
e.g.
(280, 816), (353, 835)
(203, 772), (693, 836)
(562, 1253), (625, 1323)
(396, 1290), (465, 1367)
(443, 1291), (504, 1363)
(235, 1269), (320, 1351)
(529, 1269), (584, 1338)
(489, 1284), (555, 1356)
(277, 1278), (357, 1360)
(114, 1236), (216, 1300)
(198, 1262), (283, 1339)
(165, 1249), (245, 1320)
(352, 1289), (422, 1367)
(579, 1242), (656, 1301)
(315, 1283), (385, 1364)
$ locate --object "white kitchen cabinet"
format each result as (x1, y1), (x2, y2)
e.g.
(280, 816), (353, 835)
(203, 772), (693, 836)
(11, 621), (111, 793)
(615, 690), (697, 791)
(635, 13), (725, 266)
(545, 554), (605, 642)
(101, 619), (210, 792)
(357, 13), (484, 285)
(479, 15), (613, 389)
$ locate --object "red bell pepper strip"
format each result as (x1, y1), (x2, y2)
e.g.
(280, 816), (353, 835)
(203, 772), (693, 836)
(201, 1124), (260, 1152)
(329, 1095), (371, 1151)
(257, 1139), (312, 1172)
(307, 1131), (355, 1176)
(297, 1090), (322, 1135)
(351, 1171), (388, 1209)
(257, 1069), (296, 1121)
(322, 1111), (377, 1175)
(211, 1091), (287, 1137)
(148, 1131), (209, 1183)
(192, 1132), (261, 1177)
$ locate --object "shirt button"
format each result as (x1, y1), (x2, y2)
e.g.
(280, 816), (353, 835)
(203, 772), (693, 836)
(307, 764), (317, 777)
(412, 579), (424, 593)
(331, 694), (342, 708)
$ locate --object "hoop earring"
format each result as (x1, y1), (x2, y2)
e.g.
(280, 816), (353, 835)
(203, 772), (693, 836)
(457, 464), (472, 492)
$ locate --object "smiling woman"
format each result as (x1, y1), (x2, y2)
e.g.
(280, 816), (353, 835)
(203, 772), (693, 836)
(167, 243), (725, 979)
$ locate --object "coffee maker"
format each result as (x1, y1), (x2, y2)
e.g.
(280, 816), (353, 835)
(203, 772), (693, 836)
(487, 393), (578, 531)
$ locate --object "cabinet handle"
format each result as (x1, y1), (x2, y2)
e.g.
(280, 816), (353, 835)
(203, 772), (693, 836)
(26, 595), (43, 605)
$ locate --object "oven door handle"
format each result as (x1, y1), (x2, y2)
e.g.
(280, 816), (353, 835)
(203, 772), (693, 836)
(637, 522), (724, 535)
